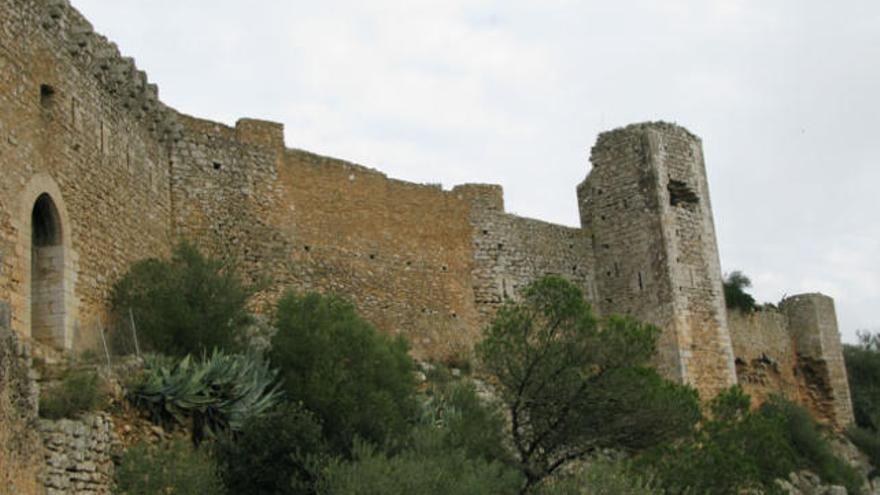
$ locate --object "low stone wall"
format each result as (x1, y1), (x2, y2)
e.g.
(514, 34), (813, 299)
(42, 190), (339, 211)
(38, 414), (114, 495)
(0, 306), (42, 494)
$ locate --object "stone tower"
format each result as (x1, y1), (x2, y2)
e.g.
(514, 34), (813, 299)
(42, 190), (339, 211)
(577, 122), (737, 399)
(780, 294), (855, 425)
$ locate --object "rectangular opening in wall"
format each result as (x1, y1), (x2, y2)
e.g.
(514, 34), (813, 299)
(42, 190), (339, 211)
(668, 179), (699, 207)
(40, 84), (56, 107)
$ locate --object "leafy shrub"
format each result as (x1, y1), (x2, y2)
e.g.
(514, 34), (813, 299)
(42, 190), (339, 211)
(723, 270), (757, 312)
(270, 291), (417, 456)
(761, 397), (862, 493)
(128, 351), (281, 443)
(114, 440), (224, 495)
(844, 332), (880, 431)
(477, 275), (701, 493)
(644, 388), (862, 494)
(214, 403), (329, 495)
(319, 432), (522, 495)
(538, 458), (663, 495)
(847, 426), (880, 476)
(419, 380), (510, 464)
(110, 241), (254, 356)
(39, 369), (105, 419)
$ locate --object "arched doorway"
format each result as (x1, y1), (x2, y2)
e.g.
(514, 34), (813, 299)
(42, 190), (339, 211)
(31, 193), (66, 347)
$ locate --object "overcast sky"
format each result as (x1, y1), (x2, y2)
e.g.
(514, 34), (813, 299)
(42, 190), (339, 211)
(72, 0), (879, 343)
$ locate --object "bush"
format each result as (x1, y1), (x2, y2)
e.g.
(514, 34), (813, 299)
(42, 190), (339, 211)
(844, 332), (880, 431)
(114, 440), (224, 495)
(419, 380), (510, 464)
(39, 369), (105, 420)
(723, 270), (757, 312)
(110, 241), (254, 356)
(643, 389), (862, 494)
(477, 275), (700, 493)
(538, 458), (662, 495)
(214, 403), (329, 495)
(319, 432), (522, 495)
(128, 351), (281, 444)
(270, 291), (417, 456)
(847, 426), (880, 476)
(761, 398), (862, 493)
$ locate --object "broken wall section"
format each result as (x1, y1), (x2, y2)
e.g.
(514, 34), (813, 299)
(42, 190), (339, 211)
(728, 295), (855, 427)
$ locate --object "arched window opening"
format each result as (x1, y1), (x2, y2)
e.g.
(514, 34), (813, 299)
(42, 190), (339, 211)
(31, 193), (66, 347)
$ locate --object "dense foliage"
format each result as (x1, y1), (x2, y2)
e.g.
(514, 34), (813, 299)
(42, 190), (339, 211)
(723, 270), (758, 312)
(110, 241), (254, 356)
(129, 350), (282, 443)
(643, 387), (861, 494)
(39, 369), (105, 420)
(214, 403), (329, 495)
(115, 440), (225, 495)
(845, 331), (880, 473)
(477, 275), (701, 493)
(270, 291), (418, 456)
(320, 432), (522, 495)
(845, 332), (880, 431)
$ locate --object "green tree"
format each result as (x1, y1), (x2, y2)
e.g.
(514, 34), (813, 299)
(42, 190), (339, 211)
(270, 291), (418, 457)
(476, 276), (700, 494)
(110, 241), (255, 356)
(723, 270), (757, 312)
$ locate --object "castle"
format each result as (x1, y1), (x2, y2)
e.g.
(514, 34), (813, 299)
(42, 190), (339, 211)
(0, 0), (853, 428)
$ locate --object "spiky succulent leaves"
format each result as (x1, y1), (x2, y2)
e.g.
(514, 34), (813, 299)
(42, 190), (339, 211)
(129, 351), (282, 437)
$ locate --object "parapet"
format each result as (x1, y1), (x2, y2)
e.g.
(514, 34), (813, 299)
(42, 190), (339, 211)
(236, 119), (286, 150)
(36, 0), (183, 143)
(452, 184), (505, 213)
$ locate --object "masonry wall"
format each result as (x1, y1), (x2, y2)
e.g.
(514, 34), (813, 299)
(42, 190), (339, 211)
(728, 308), (802, 406)
(170, 117), (483, 360)
(727, 298), (855, 427)
(782, 294), (855, 426)
(454, 184), (597, 327)
(0, 309), (42, 495)
(0, 0), (174, 351)
(39, 414), (114, 495)
(580, 123), (737, 399)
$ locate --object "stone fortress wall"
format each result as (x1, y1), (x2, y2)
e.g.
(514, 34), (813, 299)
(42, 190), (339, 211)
(0, 0), (854, 426)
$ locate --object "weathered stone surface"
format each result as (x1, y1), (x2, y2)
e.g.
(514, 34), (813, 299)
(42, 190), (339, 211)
(38, 413), (114, 495)
(730, 301), (856, 427)
(0, 319), (42, 494)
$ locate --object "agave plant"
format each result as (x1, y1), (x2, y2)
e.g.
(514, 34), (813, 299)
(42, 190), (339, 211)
(129, 350), (282, 442)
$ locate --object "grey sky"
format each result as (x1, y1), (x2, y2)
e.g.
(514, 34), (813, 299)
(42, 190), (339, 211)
(72, 0), (880, 342)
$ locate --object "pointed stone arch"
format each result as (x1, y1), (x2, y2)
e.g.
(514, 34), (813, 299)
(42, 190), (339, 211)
(17, 175), (77, 349)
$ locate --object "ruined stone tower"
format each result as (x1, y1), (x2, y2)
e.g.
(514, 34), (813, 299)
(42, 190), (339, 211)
(578, 123), (736, 398)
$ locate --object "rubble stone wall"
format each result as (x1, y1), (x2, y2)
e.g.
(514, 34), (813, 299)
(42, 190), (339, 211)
(38, 414), (114, 495)
(728, 300), (856, 427)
